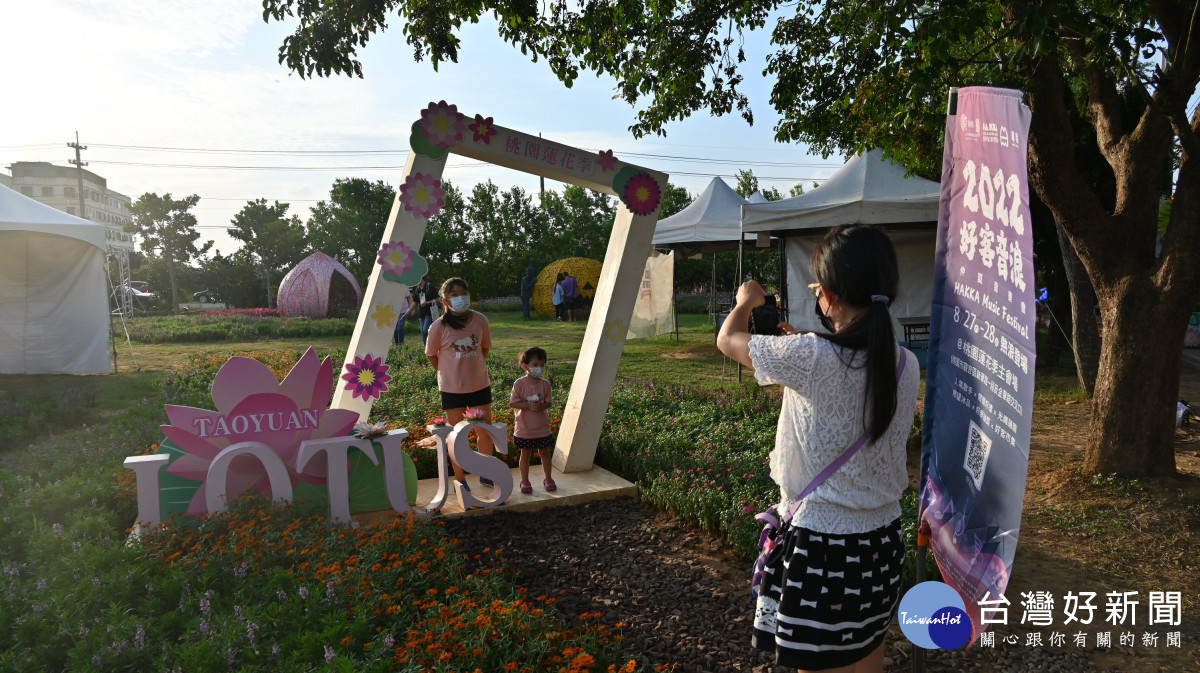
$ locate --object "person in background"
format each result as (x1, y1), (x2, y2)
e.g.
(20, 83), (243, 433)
(520, 267), (538, 321)
(508, 346), (556, 494)
(718, 224), (920, 673)
(426, 277), (495, 492)
(393, 294), (411, 347)
(407, 278), (439, 346)
(561, 271), (579, 321)
(552, 272), (566, 322)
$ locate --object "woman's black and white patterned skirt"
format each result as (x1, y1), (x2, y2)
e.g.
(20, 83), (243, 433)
(751, 518), (904, 670)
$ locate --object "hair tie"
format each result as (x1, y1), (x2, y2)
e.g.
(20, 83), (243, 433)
(870, 294), (891, 305)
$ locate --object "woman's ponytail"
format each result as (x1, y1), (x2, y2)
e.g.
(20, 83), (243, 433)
(809, 225), (901, 442)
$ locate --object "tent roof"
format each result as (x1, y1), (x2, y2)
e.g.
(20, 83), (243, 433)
(653, 177), (764, 255)
(740, 149), (940, 236)
(0, 183), (108, 250)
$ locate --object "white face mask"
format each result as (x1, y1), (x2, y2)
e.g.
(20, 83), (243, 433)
(528, 365), (545, 378)
(449, 294), (471, 313)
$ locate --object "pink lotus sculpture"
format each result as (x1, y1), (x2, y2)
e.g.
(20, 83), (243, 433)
(161, 348), (360, 515)
(277, 252), (363, 318)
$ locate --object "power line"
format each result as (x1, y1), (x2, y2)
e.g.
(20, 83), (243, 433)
(59, 141), (839, 169)
(90, 143), (406, 156)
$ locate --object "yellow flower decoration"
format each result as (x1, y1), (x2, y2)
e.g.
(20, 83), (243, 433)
(603, 318), (627, 345)
(371, 304), (398, 328)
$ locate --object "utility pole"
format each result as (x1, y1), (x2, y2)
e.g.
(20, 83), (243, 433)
(68, 131), (87, 218)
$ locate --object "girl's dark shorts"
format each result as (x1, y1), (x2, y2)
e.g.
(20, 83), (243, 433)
(440, 386), (493, 410)
(513, 435), (554, 451)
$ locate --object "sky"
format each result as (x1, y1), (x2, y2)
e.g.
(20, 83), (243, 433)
(0, 0), (845, 256)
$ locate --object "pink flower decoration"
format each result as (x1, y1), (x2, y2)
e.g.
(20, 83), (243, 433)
(468, 114), (497, 144)
(161, 348), (359, 515)
(419, 101), (466, 149)
(622, 172), (662, 216)
(399, 172), (446, 219)
(597, 149), (618, 172)
(342, 353), (392, 401)
(463, 407), (487, 421)
(377, 241), (415, 276)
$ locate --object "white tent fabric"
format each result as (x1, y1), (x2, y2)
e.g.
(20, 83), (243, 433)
(652, 177), (761, 255)
(739, 150), (941, 334)
(0, 184), (111, 374)
(740, 149), (940, 234)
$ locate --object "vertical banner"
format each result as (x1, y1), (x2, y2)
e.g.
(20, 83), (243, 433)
(626, 250), (676, 339)
(921, 86), (1036, 643)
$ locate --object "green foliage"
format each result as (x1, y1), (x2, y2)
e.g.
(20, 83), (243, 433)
(128, 193), (213, 311)
(306, 178), (396, 288)
(229, 198), (310, 307)
(123, 314), (356, 344)
(194, 250), (270, 308)
(733, 169), (783, 201)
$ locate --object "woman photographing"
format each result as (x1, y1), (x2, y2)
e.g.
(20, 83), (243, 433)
(718, 224), (920, 673)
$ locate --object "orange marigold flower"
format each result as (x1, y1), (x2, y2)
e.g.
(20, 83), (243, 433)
(340, 636), (353, 646)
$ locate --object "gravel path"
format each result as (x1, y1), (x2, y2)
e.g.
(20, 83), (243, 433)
(442, 497), (1136, 673)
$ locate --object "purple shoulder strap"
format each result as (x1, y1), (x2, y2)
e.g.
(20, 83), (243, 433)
(780, 350), (908, 525)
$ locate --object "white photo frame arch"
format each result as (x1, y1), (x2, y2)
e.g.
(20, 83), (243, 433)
(331, 101), (668, 473)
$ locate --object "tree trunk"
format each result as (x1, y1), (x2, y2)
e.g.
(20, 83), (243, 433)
(1054, 217), (1100, 395)
(1084, 281), (1185, 477)
(265, 267), (274, 309)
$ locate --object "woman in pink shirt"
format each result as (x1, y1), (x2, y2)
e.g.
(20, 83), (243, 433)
(508, 346), (556, 494)
(425, 277), (494, 490)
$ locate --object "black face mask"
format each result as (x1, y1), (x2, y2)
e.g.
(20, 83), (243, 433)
(814, 297), (835, 332)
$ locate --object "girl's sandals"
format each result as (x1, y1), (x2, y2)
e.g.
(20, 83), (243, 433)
(543, 478), (557, 492)
(520, 480), (533, 494)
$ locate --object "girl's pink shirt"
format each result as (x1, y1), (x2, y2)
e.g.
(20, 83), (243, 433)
(426, 311), (492, 394)
(510, 375), (552, 439)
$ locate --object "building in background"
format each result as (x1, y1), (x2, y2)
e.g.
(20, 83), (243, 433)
(5, 161), (139, 312)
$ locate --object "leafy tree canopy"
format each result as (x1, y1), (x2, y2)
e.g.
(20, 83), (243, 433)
(128, 193), (212, 312)
(229, 198), (310, 274)
(306, 178), (396, 287)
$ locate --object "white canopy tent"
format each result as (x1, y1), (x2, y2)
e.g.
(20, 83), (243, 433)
(740, 149), (941, 336)
(653, 177), (766, 255)
(0, 184), (112, 374)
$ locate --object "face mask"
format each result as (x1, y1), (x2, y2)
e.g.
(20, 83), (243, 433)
(814, 298), (835, 332)
(528, 365), (545, 378)
(449, 295), (471, 313)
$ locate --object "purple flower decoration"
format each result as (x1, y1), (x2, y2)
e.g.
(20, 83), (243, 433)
(468, 114), (497, 144)
(622, 172), (662, 216)
(419, 101), (466, 150)
(399, 172), (446, 220)
(597, 149), (618, 172)
(341, 354), (392, 402)
(377, 241), (415, 276)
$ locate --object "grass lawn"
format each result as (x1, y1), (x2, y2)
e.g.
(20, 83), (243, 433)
(4, 312), (1197, 671)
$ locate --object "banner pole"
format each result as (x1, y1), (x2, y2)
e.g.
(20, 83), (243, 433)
(912, 85), (959, 673)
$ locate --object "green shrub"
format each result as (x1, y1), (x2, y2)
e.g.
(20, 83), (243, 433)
(123, 315), (356, 344)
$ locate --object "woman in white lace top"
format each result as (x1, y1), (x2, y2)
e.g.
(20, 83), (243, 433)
(718, 224), (920, 673)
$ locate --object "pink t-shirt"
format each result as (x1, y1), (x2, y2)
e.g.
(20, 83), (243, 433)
(510, 375), (553, 439)
(426, 312), (492, 394)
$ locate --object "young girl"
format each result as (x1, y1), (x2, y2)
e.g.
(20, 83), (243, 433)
(508, 346), (556, 494)
(718, 224), (919, 673)
(425, 277), (494, 491)
(552, 273), (566, 322)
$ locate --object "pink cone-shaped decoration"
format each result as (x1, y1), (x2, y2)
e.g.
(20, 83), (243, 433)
(278, 252), (363, 318)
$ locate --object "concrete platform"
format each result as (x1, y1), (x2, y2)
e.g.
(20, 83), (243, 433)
(357, 465), (639, 523)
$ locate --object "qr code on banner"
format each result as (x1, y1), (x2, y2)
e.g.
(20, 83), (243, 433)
(963, 420), (993, 490)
